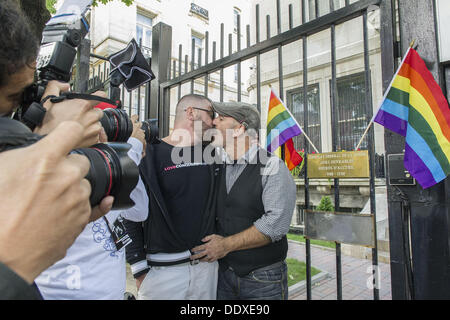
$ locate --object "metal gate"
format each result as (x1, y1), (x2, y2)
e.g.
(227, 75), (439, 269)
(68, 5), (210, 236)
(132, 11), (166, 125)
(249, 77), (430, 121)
(155, 0), (392, 300)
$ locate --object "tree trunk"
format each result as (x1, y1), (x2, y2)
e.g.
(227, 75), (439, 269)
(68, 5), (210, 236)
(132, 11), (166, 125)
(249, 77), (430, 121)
(16, 0), (51, 41)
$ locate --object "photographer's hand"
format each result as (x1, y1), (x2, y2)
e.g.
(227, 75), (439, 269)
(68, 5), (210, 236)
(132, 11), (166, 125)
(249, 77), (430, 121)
(34, 81), (106, 148)
(130, 115), (146, 158)
(0, 121), (113, 284)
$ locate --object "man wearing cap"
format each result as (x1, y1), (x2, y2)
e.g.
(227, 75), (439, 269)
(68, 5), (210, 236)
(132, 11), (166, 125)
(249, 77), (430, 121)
(191, 102), (296, 300)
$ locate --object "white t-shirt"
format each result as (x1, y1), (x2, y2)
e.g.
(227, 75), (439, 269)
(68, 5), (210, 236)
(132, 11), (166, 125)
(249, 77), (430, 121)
(35, 138), (148, 300)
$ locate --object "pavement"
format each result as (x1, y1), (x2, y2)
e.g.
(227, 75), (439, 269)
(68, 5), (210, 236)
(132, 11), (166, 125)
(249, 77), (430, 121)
(287, 240), (392, 300)
(126, 240), (392, 300)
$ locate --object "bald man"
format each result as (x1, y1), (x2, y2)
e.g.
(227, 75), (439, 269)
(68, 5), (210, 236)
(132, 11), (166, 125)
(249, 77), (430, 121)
(124, 94), (220, 300)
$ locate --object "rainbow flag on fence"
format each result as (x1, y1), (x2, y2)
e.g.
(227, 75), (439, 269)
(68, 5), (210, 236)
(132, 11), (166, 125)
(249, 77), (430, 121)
(373, 47), (450, 189)
(266, 89), (304, 170)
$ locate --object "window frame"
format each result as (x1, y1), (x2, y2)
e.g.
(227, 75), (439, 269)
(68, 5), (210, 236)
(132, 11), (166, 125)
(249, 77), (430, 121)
(333, 71), (370, 151)
(286, 83), (322, 154)
(136, 9), (154, 51)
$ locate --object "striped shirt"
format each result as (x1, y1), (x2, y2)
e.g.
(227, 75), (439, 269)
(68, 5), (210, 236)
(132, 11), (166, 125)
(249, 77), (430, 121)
(223, 144), (296, 242)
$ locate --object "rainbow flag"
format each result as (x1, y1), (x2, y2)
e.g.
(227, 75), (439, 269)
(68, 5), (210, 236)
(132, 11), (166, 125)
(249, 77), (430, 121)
(266, 89), (303, 170)
(373, 48), (450, 189)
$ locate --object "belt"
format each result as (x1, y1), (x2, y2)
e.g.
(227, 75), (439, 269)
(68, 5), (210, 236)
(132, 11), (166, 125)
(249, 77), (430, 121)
(147, 257), (200, 267)
(226, 260), (285, 273)
(146, 251), (200, 267)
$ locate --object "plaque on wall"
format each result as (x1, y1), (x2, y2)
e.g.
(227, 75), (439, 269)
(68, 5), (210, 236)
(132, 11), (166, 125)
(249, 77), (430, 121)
(307, 151), (370, 179)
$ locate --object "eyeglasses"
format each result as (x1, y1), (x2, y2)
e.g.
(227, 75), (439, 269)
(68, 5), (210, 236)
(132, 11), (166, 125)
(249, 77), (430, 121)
(191, 107), (215, 119)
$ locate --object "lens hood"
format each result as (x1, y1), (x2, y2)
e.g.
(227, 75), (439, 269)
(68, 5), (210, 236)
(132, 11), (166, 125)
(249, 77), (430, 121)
(73, 142), (139, 210)
(100, 108), (133, 142)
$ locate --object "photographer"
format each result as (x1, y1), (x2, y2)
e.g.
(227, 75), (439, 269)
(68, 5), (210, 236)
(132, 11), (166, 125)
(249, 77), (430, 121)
(0, 0), (112, 299)
(35, 115), (149, 300)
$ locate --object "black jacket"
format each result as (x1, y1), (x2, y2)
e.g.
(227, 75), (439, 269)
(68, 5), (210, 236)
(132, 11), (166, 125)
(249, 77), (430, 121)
(0, 263), (42, 300)
(216, 151), (288, 276)
(124, 142), (221, 278)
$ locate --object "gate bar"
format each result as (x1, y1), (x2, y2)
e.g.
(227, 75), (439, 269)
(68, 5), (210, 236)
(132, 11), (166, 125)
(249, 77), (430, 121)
(302, 0), (312, 302)
(256, 4), (261, 113)
(330, 16), (343, 299)
(220, 23), (224, 102)
(363, 10), (379, 300)
(205, 32), (209, 97)
(191, 38), (195, 93)
(178, 45), (182, 100)
(237, 14), (241, 102)
(276, 0), (281, 34)
(289, 4), (293, 30)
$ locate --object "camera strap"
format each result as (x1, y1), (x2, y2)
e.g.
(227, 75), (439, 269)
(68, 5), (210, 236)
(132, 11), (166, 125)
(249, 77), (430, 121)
(21, 95), (57, 131)
(51, 92), (122, 108)
(103, 215), (132, 251)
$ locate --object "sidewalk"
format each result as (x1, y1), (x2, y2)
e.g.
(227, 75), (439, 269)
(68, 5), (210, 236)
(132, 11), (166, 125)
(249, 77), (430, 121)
(287, 240), (392, 300)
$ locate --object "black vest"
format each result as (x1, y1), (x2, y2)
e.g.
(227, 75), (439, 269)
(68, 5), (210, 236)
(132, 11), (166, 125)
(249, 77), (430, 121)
(216, 153), (288, 277)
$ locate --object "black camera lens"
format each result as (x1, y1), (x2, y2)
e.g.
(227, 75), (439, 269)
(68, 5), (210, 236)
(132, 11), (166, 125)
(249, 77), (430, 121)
(100, 108), (133, 142)
(72, 142), (139, 210)
(141, 119), (159, 144)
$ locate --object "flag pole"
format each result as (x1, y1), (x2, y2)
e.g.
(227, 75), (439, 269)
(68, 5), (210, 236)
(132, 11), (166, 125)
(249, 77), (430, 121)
(354, 41), (415, 151)
(269, 85), (320, 153)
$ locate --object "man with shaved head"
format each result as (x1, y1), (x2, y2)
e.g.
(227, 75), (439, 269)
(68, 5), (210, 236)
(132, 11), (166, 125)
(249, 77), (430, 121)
(124, 94), (220, 300)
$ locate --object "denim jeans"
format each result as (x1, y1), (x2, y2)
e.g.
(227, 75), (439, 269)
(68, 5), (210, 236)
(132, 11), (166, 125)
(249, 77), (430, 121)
(217, 261), (288, 300)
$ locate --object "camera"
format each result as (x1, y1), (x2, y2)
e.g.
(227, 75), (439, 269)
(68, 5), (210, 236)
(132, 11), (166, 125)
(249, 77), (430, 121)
(100, 108), (133, 143)
(98, 103), (159, 144)
(99, 109), (159, 144)
(0, 117), (139, 210)
(141, 118), (159, 144)
(21, 1), (90, 109)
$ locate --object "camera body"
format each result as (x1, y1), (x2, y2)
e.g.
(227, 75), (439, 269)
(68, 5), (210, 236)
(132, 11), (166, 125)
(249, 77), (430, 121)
(21, 8), (90, 109)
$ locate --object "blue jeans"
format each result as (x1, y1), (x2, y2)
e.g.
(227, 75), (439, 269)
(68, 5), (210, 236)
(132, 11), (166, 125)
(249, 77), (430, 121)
(217, 261), (288, 300)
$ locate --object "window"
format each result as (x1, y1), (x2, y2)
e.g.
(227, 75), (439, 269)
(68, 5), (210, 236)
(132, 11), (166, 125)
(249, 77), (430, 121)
(136, 12), (153, 50)
(335, 72), (369, 150)
(192, 34), (203, 52)
(296, 205), (306, 226)
(287, 84), (322, 154)
(191, 32), (204, 67)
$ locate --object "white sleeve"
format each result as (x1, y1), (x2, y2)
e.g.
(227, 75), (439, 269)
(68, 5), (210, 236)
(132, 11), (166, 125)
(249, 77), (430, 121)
(119, 137), (148, 222)
(127, 137), (143, 166)
(120, 175), (148, 222)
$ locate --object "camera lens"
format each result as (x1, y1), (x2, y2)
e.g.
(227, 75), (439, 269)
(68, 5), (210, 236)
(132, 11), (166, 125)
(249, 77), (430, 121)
(72, 142), (139, 210)
(141, 119), (159, 144)
(100, 108), (133, 142)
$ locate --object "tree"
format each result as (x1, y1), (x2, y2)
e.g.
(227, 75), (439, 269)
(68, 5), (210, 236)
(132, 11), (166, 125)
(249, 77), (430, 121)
(15, 0), (134, 41)
(316, 196), (334, 212)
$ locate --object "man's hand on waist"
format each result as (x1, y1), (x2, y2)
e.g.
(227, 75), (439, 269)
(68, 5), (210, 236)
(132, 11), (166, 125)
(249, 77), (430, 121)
(190, 234), (230, 263)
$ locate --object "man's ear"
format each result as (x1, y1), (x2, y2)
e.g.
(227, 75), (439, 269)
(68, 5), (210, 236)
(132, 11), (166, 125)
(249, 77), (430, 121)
(185, 106), (195, 121)
(232, 124), (246, 138)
